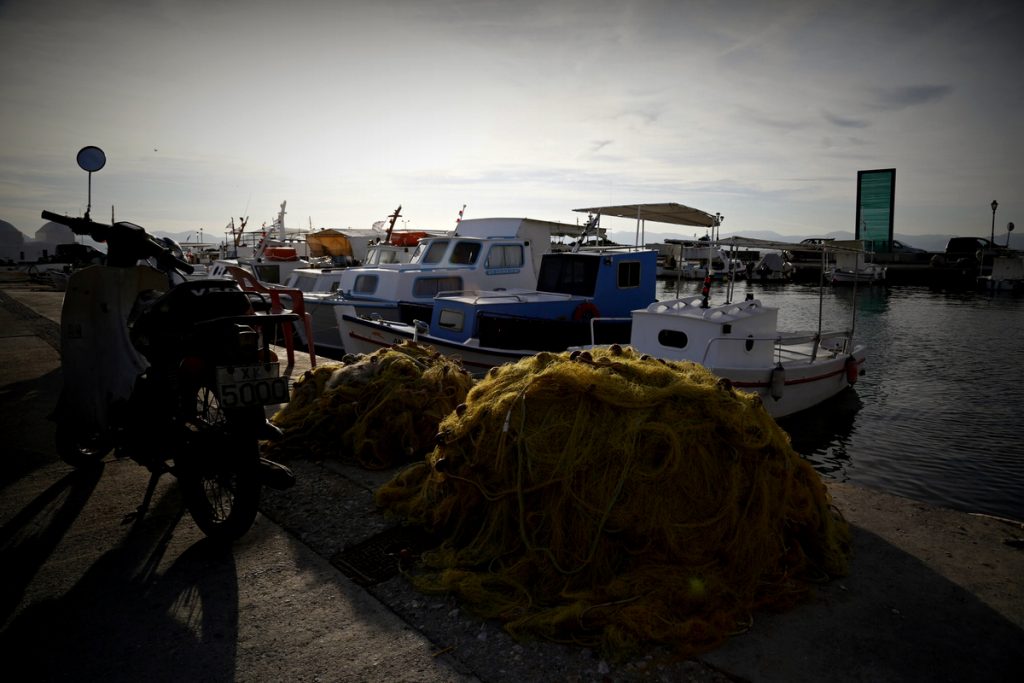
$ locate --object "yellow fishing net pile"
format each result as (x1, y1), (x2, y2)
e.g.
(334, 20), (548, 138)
(265, 342), (473, 468)
(376, 345), (851, 658)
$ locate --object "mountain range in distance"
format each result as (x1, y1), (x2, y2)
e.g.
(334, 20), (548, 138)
(605, 229), (1016, 255)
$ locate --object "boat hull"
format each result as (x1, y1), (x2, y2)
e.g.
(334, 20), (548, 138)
(713, 347), (866, 418)
(339, 313), (535, 373)
(340, 312), (866, 417)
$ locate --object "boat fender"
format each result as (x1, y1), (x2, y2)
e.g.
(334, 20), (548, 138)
(769, 363), (785, 400)
(845, 356), (859, 385)
(573, 302), (601, 321)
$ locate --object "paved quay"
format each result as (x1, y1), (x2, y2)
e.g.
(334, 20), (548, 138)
(0, 271), (1022, 682)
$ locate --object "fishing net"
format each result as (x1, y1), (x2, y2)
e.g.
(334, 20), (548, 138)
(376, 345), (851, 658)
(264, 341), (473, 469)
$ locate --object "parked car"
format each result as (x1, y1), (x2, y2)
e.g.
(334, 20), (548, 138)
(785, 237), (835, 262)
(929, 236), (999, 273)
(888, 240), (926, 254)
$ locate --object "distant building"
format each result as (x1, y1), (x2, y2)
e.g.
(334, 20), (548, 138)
(0, 219), (77, 263)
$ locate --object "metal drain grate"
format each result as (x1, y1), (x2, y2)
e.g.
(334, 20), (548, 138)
(330, 525), (435, 586)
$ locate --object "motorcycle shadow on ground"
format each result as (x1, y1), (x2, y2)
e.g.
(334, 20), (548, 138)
(0, 465), (103, 622)
(0, 478), (243, 682)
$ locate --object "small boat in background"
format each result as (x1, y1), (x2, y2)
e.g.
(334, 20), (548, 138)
(827, 240), (886, 285)
(752, 251), (794, 282)
(977, 253), (1024, 291)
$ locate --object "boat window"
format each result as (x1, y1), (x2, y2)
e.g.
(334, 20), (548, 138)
(537, 254), (599, 296)
(253, 264), (282, 284)
(617, 261), (641, 288)
(437, 307), (464, 332)
(485, 244), (524, 269)
(292, 274), (316, 291)
(450, 241), (481, 265)
(412, 276), (463, 298)
(658, 329), (688, 349)
(421, 240), (450, 264)
(353, 274), (378, 294)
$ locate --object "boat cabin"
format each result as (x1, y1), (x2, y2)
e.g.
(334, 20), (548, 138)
(420, 248), (657, 350)
(630, 296), (780, 369)
(327, 217), (568, 308)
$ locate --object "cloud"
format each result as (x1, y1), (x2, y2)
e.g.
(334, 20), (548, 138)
(823, 111), (870, 129)
(590, 139), (613, 153)
(870, 85), (953, 111)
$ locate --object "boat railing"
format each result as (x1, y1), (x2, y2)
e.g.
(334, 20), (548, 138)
(698, 330), (852, 365)
(584, 316), (631, 345)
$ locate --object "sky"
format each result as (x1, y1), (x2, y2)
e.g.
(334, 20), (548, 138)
(2, 0), (1022, 245)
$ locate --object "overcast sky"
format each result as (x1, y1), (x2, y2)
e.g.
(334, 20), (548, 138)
(2, 0), (1021, 242)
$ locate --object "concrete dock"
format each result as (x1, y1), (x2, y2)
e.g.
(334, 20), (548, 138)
(1, 270), (1021, 682)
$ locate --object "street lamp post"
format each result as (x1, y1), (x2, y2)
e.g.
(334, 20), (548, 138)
(990, 200), (998, 243)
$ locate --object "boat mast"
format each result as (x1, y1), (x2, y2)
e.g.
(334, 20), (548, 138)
(276, 201), (287, 241)
(384, 205), (402, 243)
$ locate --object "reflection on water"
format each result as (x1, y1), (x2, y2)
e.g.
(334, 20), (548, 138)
(656, 278), (1024, 521)
(778, 389), (863, 479)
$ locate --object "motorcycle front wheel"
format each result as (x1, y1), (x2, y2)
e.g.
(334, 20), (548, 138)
(54, 418), (112, 468)
(178, 385), (262, 542)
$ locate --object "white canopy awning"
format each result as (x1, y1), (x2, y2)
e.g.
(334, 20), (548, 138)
(573, 202), (719, 228)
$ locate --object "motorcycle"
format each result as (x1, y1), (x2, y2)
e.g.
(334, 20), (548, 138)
(45, 146), (296, 542)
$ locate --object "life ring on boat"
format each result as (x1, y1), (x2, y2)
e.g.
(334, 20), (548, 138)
(845, 355), (859, 384)
(572, 302), (601, 321)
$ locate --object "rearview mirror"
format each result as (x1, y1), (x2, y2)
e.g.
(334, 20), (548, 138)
(76, 146), (106, 173)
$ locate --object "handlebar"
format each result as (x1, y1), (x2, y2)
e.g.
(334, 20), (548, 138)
(41, 209), (194, 274)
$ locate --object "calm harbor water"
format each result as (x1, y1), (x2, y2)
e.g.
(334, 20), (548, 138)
(656, 278), (1024, 522)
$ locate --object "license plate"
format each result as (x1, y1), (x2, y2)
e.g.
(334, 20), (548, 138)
(216, 363), (289, 408)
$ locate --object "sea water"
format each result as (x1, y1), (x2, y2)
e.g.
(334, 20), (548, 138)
(656, 278), (1024, 522)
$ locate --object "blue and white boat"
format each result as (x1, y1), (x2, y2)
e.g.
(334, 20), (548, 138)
(292, 217), (592, 354)
(336, 245), (659, 373)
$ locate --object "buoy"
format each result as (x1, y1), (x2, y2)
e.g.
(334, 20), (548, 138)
(769, 364), (786, 400)
(572, 301), (601, 321)
(845, 356), (859, 384)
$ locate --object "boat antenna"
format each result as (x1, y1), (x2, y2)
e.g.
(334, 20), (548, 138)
(455, 204), (466, 228)
(849, 242), (861, 347)
(815, 246), (826, 354)
(384, 204), (402, 243)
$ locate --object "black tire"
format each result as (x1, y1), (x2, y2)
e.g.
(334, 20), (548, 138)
(54, 417), (111, 468)
(178, 385), (262, 542)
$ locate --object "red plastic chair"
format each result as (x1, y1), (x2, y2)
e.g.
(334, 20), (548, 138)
(224, 265), (316, 368)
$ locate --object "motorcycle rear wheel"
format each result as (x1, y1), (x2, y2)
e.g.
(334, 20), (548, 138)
(179, 385), (261, 542)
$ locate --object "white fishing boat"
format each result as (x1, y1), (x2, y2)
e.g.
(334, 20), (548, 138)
(210, 201), (313, 285)
(583, 212), (868, 418)
(624, 292), (865, 417)
(827, 240), (886, 285)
